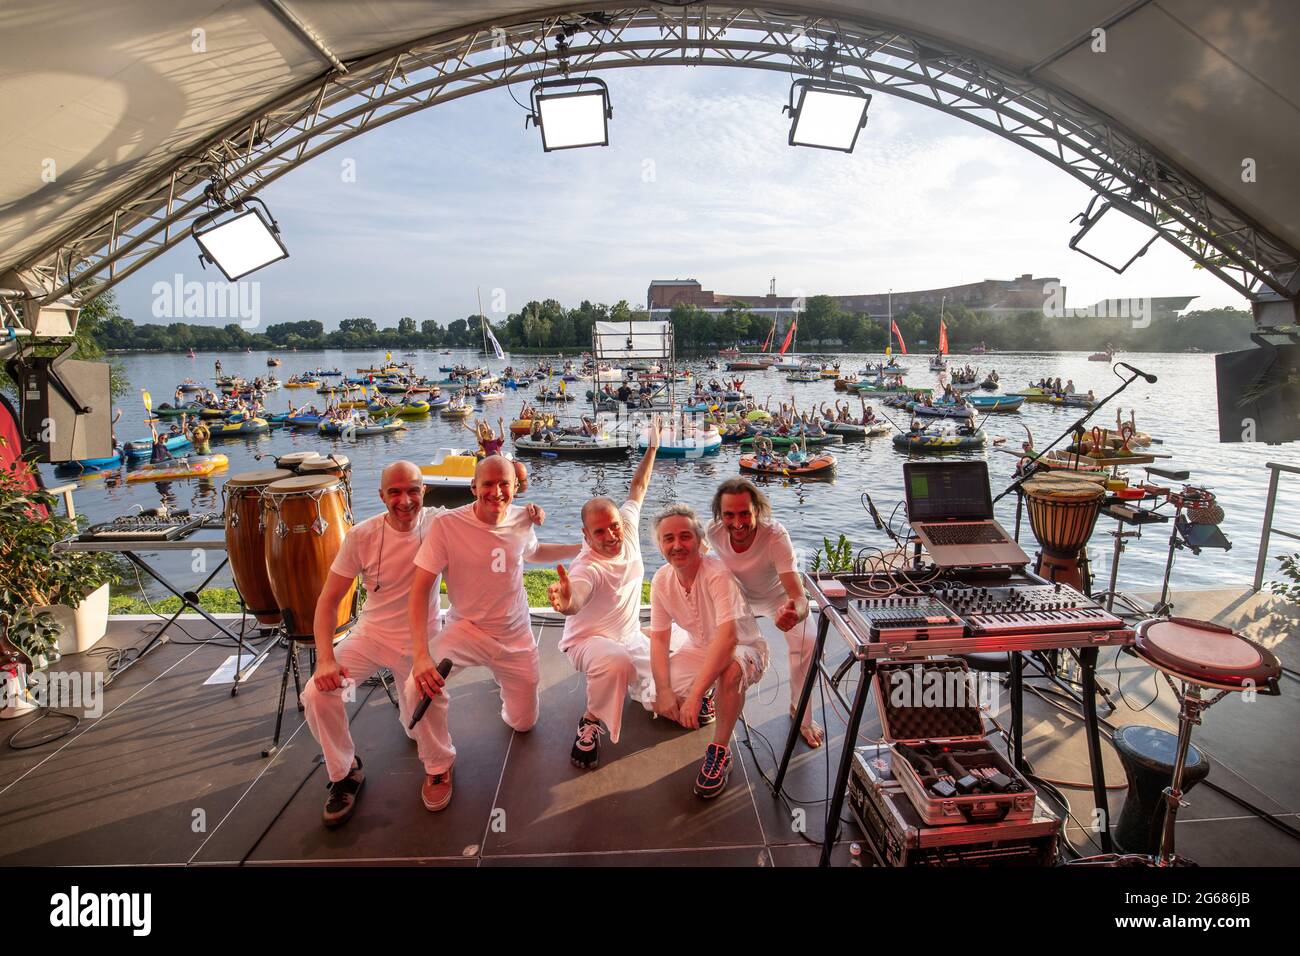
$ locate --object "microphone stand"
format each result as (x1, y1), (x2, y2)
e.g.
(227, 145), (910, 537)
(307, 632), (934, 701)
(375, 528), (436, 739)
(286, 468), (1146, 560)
(993, 370), (1146, 508)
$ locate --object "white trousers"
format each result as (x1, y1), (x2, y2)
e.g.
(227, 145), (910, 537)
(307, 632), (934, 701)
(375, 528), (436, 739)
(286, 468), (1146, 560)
(666, 639), (770, 699)
(754, 607), (816, 722)
(564, 633), (655, 743)
(400, 617), (540, 775)
(300, 630), (441, 783)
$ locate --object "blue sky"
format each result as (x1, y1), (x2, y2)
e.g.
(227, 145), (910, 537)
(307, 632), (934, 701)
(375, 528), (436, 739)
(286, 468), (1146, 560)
(113, 65), (1249, 329)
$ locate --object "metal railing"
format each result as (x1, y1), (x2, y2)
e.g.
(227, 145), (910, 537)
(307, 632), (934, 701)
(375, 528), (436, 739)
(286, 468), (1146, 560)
(1253, 462), (1300, 591)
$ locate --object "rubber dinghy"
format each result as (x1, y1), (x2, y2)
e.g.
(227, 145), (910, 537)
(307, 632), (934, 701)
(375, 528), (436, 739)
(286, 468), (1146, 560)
(739, 453), (836, 479)
(515, 434), (631, 458)
(892, 427), (988, 452)
(124, 433), (193, 459)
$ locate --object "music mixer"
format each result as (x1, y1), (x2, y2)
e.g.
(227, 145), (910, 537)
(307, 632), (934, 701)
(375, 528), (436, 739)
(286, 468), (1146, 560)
(847, 583), (1124, 641)
(79, 511), (212, 542)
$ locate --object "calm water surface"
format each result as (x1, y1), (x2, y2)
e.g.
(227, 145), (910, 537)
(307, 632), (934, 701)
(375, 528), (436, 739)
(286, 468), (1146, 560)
(42, 349), (1298, 601)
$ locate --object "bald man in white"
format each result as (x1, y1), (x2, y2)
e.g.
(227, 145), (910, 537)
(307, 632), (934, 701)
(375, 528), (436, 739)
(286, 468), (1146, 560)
(301, 461), (445, 828)
(406, 455), (579, 813)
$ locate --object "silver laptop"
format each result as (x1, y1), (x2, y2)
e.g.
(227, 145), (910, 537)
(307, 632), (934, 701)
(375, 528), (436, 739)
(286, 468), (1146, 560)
(903, 461), (1029, 568)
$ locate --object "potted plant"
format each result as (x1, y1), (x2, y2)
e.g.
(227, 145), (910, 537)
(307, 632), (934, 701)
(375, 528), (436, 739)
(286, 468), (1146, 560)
(0, 463), (120, 667)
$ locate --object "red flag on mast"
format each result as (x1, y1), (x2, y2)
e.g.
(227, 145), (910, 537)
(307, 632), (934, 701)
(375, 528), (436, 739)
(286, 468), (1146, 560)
(891, 321), (908, 355)
(778, 319), (797, 355)
(760, 321), (775, 353)
(938, 318), (948, 355)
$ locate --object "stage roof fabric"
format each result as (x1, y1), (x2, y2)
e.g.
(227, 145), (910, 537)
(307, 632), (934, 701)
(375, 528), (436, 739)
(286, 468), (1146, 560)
(2, 1), (1297, 285)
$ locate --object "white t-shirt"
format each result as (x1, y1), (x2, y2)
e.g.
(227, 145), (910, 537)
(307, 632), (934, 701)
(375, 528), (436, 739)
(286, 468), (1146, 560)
(414, 502), (539, 649)
(331, 507), (443, 646)
(705, 519), (797, 618)
(650, 554), (762, 649)
(559, 499), (643, 652)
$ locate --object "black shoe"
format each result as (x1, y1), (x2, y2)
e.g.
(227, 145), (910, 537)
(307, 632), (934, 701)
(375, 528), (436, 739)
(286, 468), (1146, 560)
(571, 717), (604, 769)
(323, 757), (364, 827)
(698, 693), (716, 725)
(694, 743), (732, 799)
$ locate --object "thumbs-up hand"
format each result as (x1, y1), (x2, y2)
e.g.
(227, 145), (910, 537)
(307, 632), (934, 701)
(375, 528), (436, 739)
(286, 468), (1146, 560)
(548, 564), (574, 614)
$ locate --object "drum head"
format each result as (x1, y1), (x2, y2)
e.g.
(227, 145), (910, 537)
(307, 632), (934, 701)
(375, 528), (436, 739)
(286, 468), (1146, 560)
(275, 452), (323, 468)
(299, 455), (351, 474)
(226, 468), (293, 488)
(1024, 474), (1105, 499)
(265, 474), (341, 494)
(1135, 619), (1282, 691)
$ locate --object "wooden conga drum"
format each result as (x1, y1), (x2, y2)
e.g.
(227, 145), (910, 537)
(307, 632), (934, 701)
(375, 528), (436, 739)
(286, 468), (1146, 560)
(1023, 474), (1105, 591)
(298, 454), (352, 507)
(223, 469), (292, 625)
(262, 475), (356, 641)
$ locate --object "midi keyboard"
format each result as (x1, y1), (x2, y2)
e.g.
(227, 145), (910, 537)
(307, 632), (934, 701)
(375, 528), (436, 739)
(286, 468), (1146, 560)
(79, 511), (210, 542)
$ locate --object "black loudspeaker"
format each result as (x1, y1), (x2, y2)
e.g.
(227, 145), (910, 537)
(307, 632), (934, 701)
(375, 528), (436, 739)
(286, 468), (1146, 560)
(11, 357), (113, 463)
(1215, 341), (1300, 445)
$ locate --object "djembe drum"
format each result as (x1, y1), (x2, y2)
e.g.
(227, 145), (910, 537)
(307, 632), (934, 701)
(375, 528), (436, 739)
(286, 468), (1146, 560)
(223, 469), (293, 625)
(1023, 473), (1106, 592)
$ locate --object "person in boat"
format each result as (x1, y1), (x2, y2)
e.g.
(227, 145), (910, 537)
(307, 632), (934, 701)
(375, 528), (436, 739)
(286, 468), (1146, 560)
(801, 413), (825, 438)
(406, 456), (577, 814)
(546, 419), (661, 770)
(578, 416), (599, 438)
(149, 433), (174, 464)
(189, 418), (211, 455)
(753, 435), (776, 469)
(647, 502), (769, 799)
(858, 397), (878, 425)
(785, 439), (809, 466)
(1064, 379), (1076, 396)
(1087, 389), (1096, 402)
(464, 417), (506, 457)
(616, 382), (633, 404)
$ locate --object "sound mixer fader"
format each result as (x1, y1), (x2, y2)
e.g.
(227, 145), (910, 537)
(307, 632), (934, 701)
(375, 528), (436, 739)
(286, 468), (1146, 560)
(847, 596), (966, 641)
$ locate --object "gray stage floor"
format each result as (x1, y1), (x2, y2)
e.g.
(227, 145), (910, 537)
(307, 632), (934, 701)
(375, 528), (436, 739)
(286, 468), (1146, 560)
(1, 588), (1296, 867)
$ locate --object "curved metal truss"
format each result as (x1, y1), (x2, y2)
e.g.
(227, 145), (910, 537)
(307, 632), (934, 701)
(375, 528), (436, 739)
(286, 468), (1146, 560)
(13, 3), (1300, 307)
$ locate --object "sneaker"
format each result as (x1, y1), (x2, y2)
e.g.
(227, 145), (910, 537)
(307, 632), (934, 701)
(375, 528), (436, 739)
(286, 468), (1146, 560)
(698, 693), (716, 725)
(323, 757), (364, 827)
(571, 716), (604, 770)
(693, 743), (732, 799)
(421, 767), (454, 812)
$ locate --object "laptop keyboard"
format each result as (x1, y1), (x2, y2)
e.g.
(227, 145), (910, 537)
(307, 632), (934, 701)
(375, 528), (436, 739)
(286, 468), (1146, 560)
(925, 523), (1008, 545)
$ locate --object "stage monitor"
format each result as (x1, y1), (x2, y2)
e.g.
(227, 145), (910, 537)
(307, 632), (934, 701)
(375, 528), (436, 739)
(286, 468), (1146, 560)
(1215, 341), (1300, 444)
(594, 320), (673, 361)
(11, 357), (113, 463)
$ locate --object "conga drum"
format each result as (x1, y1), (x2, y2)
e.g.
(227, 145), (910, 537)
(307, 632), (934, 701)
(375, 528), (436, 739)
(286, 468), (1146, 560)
(274, 451), (323, 473)
(298, 454), (352, 506)
(223, 469), (292, 625)
(1023, 474), (1105, 591)
(262, 475), (357, 641)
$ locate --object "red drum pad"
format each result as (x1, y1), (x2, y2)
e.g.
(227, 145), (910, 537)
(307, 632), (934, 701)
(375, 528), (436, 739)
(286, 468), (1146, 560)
(1135, 619), (1282, 692)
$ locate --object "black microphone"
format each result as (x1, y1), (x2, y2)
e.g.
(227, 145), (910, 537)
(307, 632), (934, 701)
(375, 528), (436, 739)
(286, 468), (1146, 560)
(1117, 362), (1157, 384)
(862, 493), (885, 530)
(408, 658), (454, 729)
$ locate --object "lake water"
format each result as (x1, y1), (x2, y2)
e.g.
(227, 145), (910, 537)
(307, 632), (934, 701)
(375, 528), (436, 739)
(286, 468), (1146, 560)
(42, 349), (1298, 601)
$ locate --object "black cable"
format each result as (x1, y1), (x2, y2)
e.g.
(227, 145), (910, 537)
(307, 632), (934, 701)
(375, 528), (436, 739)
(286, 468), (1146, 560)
(6, 708), (81, 750)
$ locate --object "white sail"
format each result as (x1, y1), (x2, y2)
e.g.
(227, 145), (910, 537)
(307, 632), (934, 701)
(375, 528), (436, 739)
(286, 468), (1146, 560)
(484, 319), (506, 360)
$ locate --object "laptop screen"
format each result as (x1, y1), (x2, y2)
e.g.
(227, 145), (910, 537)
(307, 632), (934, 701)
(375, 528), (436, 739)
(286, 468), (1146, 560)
(904, 461), (994, 522)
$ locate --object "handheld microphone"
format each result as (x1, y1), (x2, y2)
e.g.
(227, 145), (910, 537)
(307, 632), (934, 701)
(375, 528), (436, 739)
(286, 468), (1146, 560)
(408, 658), (454, 729)
(1117, 362), (1157, 384)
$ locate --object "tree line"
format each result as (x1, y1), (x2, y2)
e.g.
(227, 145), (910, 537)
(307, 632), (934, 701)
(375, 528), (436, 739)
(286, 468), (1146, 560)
(84, 290), (1259, 356)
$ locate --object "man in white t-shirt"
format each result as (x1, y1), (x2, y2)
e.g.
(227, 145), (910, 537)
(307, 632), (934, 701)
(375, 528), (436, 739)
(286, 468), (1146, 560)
(547, 417), (661, 769)
(301, 461), (447, 827)
(406, 454), (580, 813)
(648, 503), (769, 799)
(706, 477), (824, 748)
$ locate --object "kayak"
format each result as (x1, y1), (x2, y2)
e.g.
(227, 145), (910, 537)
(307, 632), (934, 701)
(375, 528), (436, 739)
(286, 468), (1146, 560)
(54, 452), (123, 475)
(723, 409), (772, 425)
(892, 429), (988, 452)
(154, 402), (204, 418)
(515, 435), (631, 458)
(374, 400), (431, 417)
(284, 379), (321, 389)
(740, 453), (836, 478)
(285, 412), (324, 428)
(964, 395), (1024, 412)
(125, 454), (229, 482)
(209, 418), (269, 437)
(824, 421), (888, 438)
(738, 433), (843, 448)
(124, 433), (193, 459)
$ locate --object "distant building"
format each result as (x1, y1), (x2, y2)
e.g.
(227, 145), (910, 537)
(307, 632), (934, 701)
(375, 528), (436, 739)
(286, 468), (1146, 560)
(647, 274), (1065, 326)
